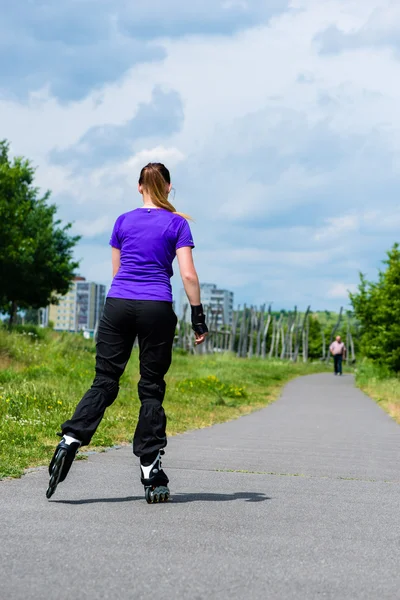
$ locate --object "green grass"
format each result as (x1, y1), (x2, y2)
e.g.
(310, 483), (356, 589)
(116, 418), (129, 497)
(355, 359), (400, 425)
(0, 327), (327, 478)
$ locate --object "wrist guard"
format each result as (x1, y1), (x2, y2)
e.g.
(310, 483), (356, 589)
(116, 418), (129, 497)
(191, 304), (208, 335)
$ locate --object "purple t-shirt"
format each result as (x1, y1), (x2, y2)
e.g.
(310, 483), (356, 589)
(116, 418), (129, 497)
(108, 208), (194, 302)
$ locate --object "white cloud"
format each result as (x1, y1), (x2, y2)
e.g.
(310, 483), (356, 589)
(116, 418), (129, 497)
(2, 0), (400, 310)
(363, 209), (400, 232)
(314, 209), (400, 244)
(314, 215), (359, 241)
(73, 216), (113, 238)
(222, 1), (248, 9)
(327, 282), (357, 298)
(122, 147), (186, 181)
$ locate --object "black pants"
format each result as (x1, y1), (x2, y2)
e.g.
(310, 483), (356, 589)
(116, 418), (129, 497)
(61, 298), (177, 458)
(333, 354), (343, 375)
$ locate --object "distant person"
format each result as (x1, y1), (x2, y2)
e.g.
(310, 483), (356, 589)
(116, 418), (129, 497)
(330, 335), (346, 376)
(47, 163), (208, 503)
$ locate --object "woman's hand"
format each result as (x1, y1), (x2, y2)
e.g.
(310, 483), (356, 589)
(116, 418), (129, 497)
(194, 331), (208, 346)
(191, 304), (208, 346)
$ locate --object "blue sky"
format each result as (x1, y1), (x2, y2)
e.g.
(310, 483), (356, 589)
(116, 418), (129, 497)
(1, 0), (400, 313)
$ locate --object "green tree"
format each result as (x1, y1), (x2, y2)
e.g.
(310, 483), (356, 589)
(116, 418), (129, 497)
(0, 140), (80, 327)
(350, 243), (400, 372)
(23, 307), (40, 325)
(307, 314), (323, 360)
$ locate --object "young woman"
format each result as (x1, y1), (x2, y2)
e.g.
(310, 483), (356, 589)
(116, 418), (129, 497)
(47, 163), (208, 503)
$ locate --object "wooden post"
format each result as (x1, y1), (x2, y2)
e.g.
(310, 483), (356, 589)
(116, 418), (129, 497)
(293, 306), (311, 362)
(349, 331), (356, 363)
(217, 302), (224, 352)
(280, 314), (287, 360)
(269, 316), (276, 359)
(289, 307), (297, 360)
(205, 304), (212, 353)
(241, 308), (250, 358)
(275, 314), (283, 358)
(237, 305), (246, 358)
(293, 311), (299, 361)
(229, 309), (239, 353)
(273, 315), (279, 358)
(346, 316), (350, 367)
(210, 304), (216, 354)
(223, 324), (229, 352)
(248, 307), (256, 358)
(280, 314), (288, 360)
(215, 309), (220, 352)
(180, 305), (188, 350)
(261, 305), (272, 359)
(256, 304), (265, 357)
(212, 307), (219, 353)
(305, 312), (309, 361)
(301, 312), (310, 362)
(288, 314), (295, 359)
(273, 318), (279, 358)
(280, 322), (285, 359)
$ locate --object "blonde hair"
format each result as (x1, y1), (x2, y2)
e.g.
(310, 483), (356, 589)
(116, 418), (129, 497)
(138, 163), (191, 220)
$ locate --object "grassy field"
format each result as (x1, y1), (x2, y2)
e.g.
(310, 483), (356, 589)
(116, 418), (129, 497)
(355, 360), (400, 425)
(0, 327), (327, 479)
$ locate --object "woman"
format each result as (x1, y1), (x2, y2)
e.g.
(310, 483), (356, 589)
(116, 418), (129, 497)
(47, 163), (208, 503)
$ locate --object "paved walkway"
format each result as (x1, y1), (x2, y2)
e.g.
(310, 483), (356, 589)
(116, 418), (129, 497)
(1, 374), (399, 599)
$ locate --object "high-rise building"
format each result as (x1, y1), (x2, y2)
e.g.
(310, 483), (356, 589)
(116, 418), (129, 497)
(180, 283), (234, 327)
(41, 277), (106, 334)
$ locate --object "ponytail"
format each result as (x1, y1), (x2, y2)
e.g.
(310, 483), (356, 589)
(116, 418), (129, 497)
(138, 163), (191, 220)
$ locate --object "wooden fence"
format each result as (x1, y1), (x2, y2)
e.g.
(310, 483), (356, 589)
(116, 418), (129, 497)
(175, 304), (357, 364)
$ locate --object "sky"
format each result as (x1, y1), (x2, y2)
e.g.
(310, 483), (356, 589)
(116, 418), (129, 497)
(2, 0), (400, 314)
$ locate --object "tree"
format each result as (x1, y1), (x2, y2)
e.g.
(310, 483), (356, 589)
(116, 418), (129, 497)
(23, 308), (40, 325)
(350, 243), (400, 372)
(307, 314), (324, 360)
(0, 140), (80, 327)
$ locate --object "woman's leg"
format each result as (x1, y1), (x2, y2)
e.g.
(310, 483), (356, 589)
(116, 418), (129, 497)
(133, 301), (177, 458)
(61, 298), (136, 446)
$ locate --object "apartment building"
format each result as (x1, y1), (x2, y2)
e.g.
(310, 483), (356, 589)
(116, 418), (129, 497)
(41, 277), (106, 334)
(180, 283), (234, 327)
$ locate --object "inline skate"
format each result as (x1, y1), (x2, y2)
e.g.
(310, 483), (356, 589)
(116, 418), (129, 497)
(140, 450), (170, 504)
(46, 434), (81, 499)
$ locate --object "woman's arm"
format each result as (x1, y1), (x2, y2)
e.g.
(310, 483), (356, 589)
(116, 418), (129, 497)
(176, 246), (200, 305)
(111, 247), (121, 277)
(176, 246), (207, 345)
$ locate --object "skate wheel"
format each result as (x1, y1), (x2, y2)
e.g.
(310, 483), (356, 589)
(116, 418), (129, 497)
(145, 486), (170, 504)
(46, 448), (67, 499)
(46, 486), (54, 499)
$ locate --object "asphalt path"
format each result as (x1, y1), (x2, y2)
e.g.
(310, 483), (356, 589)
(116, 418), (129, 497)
(1, 373), (399, 599)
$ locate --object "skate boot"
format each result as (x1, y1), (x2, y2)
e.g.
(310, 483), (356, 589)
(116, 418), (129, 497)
(46, 434), (81, 499)
(140, 450), (170, 504)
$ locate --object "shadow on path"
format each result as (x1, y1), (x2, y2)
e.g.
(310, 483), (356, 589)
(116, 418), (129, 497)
(51, 496), (140, 505)
(51, 492), (271, 505)
(172, 492), (271, 503)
